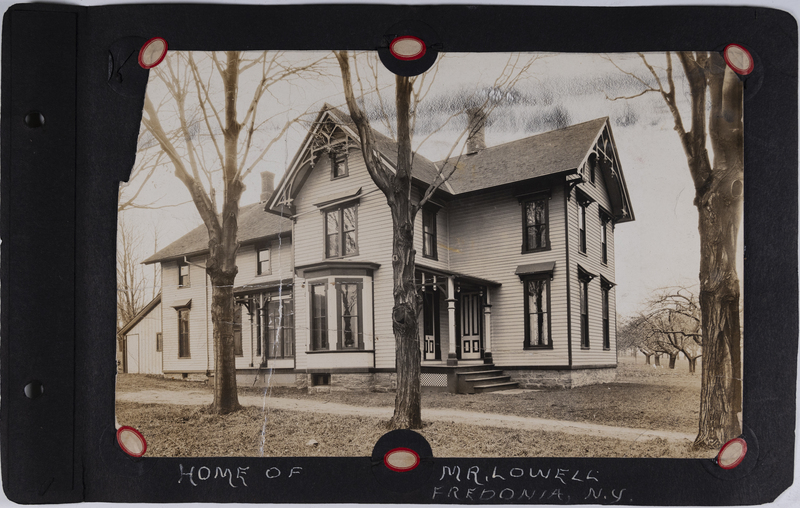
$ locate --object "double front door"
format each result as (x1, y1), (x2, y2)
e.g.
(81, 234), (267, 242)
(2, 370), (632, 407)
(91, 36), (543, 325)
(460, 292), (482, 360)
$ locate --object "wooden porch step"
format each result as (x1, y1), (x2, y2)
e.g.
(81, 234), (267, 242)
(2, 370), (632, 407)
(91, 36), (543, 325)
(466, 375), (512, 384)
(458, 369), (504, 379)
(473, 381), (519, 394)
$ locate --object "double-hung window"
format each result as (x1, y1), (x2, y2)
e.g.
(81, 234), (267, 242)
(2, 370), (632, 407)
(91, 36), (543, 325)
(178, 262), (190, 288)
(234, 303), (243, 356)
(600, 211), (611, 265)
(311, 283), (328, 350)
(178, 308), (190, 357)
(578, 201), (588, 254)
(522, 195), (549, 252)
(257, 246), (271, 275)
(524, 275), (551, 348)
(336, 280), (363, 349)
(422, 207), (438, 260)
(601, 277), (613, 350)
(325, 205), (357, 258)
(330, 150), (349, 179)
(602, 285), (610, 350)
(578, 266), (594, 348)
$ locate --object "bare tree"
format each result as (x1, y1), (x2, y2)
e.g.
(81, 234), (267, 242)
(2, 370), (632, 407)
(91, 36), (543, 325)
(334, 51), (535, 429)
(117, 217), (147, 333)
(606, 52), (743, 448)
(645, 288), (703, 373)
(138, 51), (326, 414)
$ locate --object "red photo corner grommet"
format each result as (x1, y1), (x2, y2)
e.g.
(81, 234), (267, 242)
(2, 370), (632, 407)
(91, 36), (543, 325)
(717, 437), (747, 469)
(117, 426), (147, 458)
(389, 36), (426, 61)
(723, 44), (754, 75)
(384, 447), (420, 472)
(138, 37), (168, 69)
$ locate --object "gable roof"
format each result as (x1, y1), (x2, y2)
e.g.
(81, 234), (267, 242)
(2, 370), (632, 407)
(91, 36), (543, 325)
(441, 118), (609, 195)
(143, 202), (292, 264)
(323, 105), (447, 191)
(118, 293), (161, 337)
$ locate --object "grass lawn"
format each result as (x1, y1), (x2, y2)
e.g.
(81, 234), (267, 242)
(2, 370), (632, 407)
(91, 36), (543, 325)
(116, 355), (711, 458)
(116, 402), (707, 458)
(117, 358), (701, 433)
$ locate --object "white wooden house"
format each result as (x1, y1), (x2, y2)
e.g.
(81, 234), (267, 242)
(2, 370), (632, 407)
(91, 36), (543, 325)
(144, 104), (634, 392)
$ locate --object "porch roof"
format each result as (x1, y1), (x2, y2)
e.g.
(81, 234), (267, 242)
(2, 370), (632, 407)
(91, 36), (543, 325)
(234, 280), (293, 295)
(416, 263), (502, 288)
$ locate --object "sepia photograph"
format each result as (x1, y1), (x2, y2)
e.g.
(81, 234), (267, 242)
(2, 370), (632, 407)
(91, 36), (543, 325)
(114, 49), (744, 459)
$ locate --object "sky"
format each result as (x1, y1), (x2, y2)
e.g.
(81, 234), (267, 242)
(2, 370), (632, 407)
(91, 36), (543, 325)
(120, 50), (741, 319)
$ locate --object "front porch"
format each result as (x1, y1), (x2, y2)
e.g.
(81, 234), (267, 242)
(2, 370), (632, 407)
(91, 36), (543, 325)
(416, 265), (502, 366)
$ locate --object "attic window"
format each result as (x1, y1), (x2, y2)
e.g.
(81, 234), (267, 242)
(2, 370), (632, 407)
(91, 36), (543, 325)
(330, 150), (349, 179)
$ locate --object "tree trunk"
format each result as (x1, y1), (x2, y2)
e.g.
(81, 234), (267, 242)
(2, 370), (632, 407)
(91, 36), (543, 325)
(644, 353), (651, 365)
(654, 354), (661, 367)
(209, 268), (241, 414)
(688, 357), (697, 374)
(387, 75), (422, 430)
(387, 209), (422, 429)
(694, 180), (742, 447)
(668, 352), (678, 369)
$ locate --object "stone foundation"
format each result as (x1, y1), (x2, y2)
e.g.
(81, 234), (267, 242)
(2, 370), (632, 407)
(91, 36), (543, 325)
(508, 367), (616, 389)
(163, 372), (209, 382)
(245, 372), (297, 388)
(305, 372), (397, 393)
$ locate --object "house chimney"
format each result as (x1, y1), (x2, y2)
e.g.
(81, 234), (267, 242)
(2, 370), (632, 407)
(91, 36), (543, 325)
(466, 107), (487, 154)
(259, 171), (275, 203)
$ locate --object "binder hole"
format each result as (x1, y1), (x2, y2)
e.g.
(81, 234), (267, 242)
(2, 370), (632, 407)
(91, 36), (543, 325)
(24, 111), (45, 128)
(24, 380), (44, 399)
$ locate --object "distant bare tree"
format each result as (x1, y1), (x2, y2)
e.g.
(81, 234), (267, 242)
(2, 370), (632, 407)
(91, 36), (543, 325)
(117, 217), (147, 333)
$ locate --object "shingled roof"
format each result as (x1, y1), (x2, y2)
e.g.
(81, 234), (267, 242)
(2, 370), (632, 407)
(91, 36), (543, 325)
(441, 117), (608, 194)
(143, 202), (291, 264)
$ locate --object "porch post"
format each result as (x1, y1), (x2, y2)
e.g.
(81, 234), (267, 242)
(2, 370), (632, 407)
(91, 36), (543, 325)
(483, 288), (493, 365)
(446, 275), (458, 366)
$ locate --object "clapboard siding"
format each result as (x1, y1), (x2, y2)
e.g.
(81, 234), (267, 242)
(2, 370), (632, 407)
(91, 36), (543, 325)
(234, 238), (294, 289)
(447, 184), (569, 367)
(569, 166), (618, 366)
(234, 239), (295, 371)
(413, 187), (450, 271)
(292, 142), (391, 369)
(124, 301), (162, 374)
(161, 256), (212, 373)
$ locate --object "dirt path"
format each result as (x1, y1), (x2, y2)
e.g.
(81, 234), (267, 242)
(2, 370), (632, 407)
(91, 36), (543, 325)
(117, 389), (695, 443)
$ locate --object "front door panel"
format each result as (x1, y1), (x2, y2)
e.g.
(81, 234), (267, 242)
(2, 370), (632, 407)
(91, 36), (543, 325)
(460, 292), (482, 359)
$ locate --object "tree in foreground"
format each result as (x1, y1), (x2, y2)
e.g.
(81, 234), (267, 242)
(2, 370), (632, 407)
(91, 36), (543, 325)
(137, 51), (324, 414)
(608, 52), (743, 447)
(334, 51), (535, 428)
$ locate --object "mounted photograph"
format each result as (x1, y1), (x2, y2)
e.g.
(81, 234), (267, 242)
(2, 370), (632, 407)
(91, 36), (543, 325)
(114, 49), (744, 459)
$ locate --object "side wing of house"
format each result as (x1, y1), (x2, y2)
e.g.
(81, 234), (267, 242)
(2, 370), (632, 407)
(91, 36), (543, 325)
(160, 256), (211, 379)
(566, 122), (633, 371)
(120, 295), (163, 374)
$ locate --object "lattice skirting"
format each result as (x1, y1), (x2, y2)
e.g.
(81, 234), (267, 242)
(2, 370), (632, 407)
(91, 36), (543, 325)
(421, 372), (447, 387)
